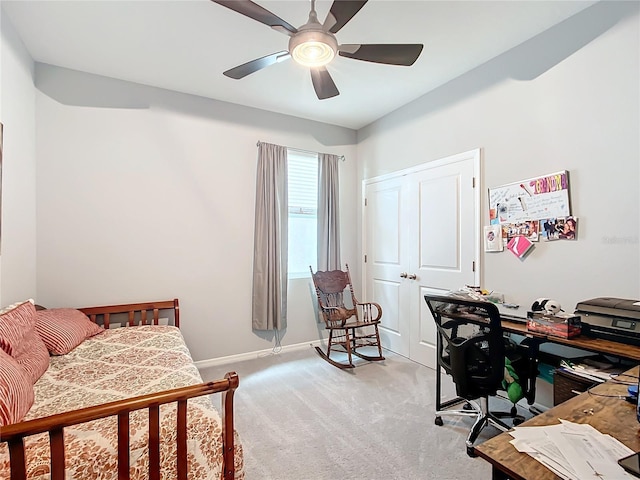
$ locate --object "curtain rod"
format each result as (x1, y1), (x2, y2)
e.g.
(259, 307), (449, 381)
(256, 141), (345, 161)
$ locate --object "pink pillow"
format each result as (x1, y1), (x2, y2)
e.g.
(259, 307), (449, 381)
(0, 348), (35, 426)
(36, 308), (103, 355)
(0, 300), (50, 383)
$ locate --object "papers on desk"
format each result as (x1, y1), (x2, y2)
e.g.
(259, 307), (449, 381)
(509, 420), (635, 479)
(559, 359), (628, 383)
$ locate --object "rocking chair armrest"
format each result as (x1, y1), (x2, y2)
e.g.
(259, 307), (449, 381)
(356, 302), (383, 322)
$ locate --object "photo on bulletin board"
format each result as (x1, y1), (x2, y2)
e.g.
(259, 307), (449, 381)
(484, 225), (503, 252)
(540, 216), (578, 241)
(501, 221), (540, 243)
(488, 171), (571, 225)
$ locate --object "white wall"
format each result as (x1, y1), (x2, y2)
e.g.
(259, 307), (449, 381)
(0, 9), (37, 306)
(357, 2), (640, 312)
(34, 65), (357, 362)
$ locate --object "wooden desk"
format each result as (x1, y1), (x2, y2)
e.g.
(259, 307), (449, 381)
(501, 319), (640, 362)
(474, 366), (640, 480)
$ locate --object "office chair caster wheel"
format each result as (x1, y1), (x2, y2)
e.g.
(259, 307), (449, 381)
(513, 417), (524, 426)
(463, 402), (473, 411)
(466, 445), (477, 457)
(435, 416), (443, 426)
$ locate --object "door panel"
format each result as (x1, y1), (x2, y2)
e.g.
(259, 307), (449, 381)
(419, 174), (460, 269)
(372, 187), (401, 264)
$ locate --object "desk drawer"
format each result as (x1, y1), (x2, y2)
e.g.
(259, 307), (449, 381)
(553, 369), (598, 405)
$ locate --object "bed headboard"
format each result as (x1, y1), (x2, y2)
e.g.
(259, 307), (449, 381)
(79, 299), (180, 329)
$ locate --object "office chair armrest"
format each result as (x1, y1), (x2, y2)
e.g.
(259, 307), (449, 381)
(357, 302), (383, 323)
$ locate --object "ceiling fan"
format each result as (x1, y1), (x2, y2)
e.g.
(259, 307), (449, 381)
(211, 0), (424, 100)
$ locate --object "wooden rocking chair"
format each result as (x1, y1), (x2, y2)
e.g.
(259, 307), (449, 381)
(310, 264), (385, 369)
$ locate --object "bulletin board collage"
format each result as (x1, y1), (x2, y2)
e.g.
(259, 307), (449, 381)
(485, 171), (577, 258)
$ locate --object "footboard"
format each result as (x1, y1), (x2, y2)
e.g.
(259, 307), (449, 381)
(1, 372), (239, 480)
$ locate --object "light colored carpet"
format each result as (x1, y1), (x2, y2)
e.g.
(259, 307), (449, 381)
(199, 347), (527, 480)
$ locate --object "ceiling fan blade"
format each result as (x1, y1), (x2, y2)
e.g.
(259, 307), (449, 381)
(310, 67), (339, 100)
(323, 1), (368, 34)
(211, 0), (297, 36)
(339, 44), (424, 66)
(223, 51), (290, 79)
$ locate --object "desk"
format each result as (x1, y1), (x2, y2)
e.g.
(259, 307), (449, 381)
(501, 318), (640, 362)
(474, 366), (640, 480)
(500, 318), (640, 406)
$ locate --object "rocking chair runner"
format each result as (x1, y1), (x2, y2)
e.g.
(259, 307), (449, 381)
(310, 264), (385, 369)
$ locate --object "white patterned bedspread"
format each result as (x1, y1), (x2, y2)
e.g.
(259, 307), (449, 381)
(0, 326), (244, 479)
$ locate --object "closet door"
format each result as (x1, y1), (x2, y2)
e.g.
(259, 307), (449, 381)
(363, 149), (480, 367)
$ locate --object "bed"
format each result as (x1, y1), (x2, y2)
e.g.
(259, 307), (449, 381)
(0, 299), (243, 480)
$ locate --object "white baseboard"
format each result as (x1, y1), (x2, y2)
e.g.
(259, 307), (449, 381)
(194, 339), (323, 370)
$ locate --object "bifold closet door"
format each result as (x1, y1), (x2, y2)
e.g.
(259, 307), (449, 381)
(363, 150), (480, 368)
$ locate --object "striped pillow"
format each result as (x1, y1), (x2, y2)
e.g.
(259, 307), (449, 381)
(0, 300), (50, 383)
(35, 309), (103, 355)
(0, 348), (35, 426)
(0, 299), (36, 356)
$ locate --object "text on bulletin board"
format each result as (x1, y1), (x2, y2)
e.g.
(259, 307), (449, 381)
(489, 171), (571, 225)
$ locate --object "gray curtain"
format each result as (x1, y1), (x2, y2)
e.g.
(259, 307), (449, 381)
(317, 153), (341, 271)
(252, 142), (288, 331)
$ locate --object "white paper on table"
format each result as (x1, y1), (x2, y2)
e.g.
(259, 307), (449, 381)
(547, 424), (635, 479)
(526, 435), (579, 480)
(558, 421), (634, 473)
(508, 421), (635, 480)
(526, 451), (578, 480)
(558, 419), (599, 434)
(510, 438), (538, 453)
(509, 423), (565, 442)
(509, 424), (579, 478)
(588, 458), (635, 480)
(600, 434), (635, 458)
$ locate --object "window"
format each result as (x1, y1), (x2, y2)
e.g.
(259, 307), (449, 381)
(287, 149), (318, 278)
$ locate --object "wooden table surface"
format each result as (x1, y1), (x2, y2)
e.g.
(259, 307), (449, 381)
(474, 366), (640, 480)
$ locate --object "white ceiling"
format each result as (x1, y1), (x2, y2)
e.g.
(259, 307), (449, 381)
(3, 0), (596, 130)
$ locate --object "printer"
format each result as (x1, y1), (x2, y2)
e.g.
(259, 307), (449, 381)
(575, 297), (640, 346)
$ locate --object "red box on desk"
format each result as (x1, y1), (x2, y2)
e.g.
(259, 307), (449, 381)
(526, 311), (582, 338)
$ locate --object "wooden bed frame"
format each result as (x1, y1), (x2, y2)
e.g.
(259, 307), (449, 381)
(1, 299), (239, 480)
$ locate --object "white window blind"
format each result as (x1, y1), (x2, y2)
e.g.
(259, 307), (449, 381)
(288, 150), (318, 215)
(287, 149), (318, 277)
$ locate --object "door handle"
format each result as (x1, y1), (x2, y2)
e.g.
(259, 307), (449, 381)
(408, 273), (417, 280)
(400, 272), (408, 278)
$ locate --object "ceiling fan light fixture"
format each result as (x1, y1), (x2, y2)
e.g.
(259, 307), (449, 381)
(289, 30), (337, 68)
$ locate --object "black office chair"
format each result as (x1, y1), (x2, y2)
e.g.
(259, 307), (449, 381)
(424, 293), (534, 457)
